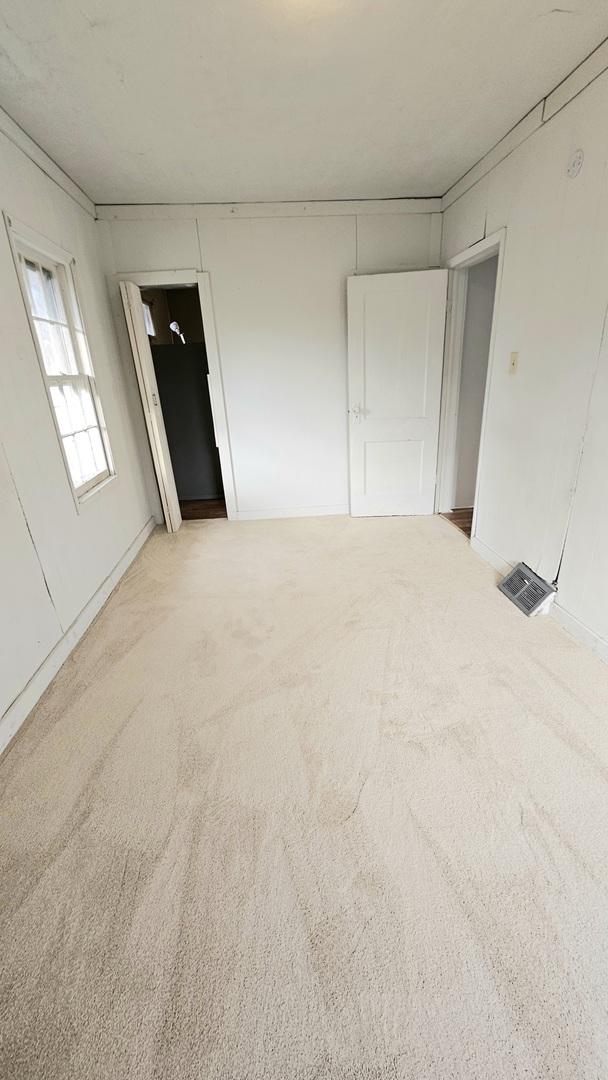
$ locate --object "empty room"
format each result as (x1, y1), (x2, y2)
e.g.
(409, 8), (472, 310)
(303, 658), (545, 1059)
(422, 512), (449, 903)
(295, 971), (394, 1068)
(2, 3), (608, 1078)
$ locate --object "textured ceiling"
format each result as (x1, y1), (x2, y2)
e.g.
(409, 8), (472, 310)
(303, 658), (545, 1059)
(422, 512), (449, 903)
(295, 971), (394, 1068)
(0, 1), (607, 204)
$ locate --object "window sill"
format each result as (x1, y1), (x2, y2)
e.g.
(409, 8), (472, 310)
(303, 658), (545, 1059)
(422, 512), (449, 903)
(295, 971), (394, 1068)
(76, 471), (117, 509)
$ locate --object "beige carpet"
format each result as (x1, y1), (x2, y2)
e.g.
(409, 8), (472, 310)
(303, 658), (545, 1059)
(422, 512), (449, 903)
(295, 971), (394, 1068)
(2, 515), (608, 1080)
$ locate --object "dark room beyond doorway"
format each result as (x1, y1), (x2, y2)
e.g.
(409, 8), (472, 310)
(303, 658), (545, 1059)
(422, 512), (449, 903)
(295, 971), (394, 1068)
(140, 285), (226, 521)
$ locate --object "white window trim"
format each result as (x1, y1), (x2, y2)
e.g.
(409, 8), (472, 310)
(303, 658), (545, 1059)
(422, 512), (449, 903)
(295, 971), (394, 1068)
(4, 213), (115, 508)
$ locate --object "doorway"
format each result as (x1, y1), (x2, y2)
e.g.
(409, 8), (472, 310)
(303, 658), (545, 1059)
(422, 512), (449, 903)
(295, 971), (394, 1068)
(140, 285), (226, 520)
(118, 271), (236, 533)
(436, 231), (504, 542)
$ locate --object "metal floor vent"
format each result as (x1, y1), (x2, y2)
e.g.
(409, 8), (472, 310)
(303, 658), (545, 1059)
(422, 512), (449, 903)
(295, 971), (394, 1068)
(498, 563), (556, 617)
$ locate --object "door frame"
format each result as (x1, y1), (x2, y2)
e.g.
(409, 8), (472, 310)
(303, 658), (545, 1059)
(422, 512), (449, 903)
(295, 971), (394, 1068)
(435, 229), (506, 541)
(113, 268), (237, 521)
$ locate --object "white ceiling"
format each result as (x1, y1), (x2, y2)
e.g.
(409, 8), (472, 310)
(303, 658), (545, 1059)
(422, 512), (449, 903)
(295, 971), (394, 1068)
(0, 1), (607, 205)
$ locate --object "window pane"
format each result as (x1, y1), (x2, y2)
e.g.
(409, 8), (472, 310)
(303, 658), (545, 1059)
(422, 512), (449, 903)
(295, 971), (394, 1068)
(41, 267), (67, 322)
(63, 434), (83, 489)
(89, 426), (107, 474)
(24, 260), (49, 317)
(49, 381), (97, 436)
(79, 382), (97, 427)
(75, 330), (93, 375)
(75, 429), (96, 484)
(64, 382), (87, 432)
(33, 319), (65, 375)
(63, 430), (105, 490)
(59, 326), (78, 374)
(142, 302), (155, 336)
(49, 385), (71, 435)
(33, 319), (78, 376)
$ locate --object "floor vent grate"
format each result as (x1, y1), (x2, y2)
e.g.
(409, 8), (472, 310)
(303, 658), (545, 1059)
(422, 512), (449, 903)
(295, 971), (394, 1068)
(498, 563), (556, 617)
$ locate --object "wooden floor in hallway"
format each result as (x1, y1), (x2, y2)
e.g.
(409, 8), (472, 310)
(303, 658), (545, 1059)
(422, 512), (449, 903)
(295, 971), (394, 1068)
(179, 497), (227, 520)
(440, 506), (474, 538)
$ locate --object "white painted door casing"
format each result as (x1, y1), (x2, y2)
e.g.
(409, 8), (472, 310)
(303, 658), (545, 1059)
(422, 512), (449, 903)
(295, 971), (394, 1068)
(119, 281), (182, 532)
(347, 269), (448, 516)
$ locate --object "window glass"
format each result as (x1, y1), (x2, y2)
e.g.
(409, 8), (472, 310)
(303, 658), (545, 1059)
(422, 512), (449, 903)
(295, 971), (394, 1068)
(142, 301), (156, 337)
(16, 242), (113, 497)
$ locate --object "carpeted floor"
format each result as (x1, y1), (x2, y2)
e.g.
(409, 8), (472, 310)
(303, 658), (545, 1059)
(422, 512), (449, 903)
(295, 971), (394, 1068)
(2, 514), (608, 1080)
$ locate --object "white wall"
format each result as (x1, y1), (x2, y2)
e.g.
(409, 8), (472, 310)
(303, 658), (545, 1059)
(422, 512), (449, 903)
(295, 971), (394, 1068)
(99, 203), (441, 519)
(556, 323), (608, 662)
(442, 66), (608, 654)
(453, 256), (498, 508)
(0, 128), (158, 750)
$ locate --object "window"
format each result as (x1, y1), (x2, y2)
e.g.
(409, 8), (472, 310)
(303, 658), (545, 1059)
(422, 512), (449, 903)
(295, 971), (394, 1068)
(11, 225), (114, 499)
(142, 300), (156, 337)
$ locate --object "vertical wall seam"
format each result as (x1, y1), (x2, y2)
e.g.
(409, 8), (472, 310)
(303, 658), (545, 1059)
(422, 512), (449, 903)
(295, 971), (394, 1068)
(0, 434), (58, 618)
(553, 291), (608, 585)
(195, 216), (203, 271)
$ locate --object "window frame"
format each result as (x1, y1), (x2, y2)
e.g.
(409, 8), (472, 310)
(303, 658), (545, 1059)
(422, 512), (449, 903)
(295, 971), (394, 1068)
(5, 214), (115, 505)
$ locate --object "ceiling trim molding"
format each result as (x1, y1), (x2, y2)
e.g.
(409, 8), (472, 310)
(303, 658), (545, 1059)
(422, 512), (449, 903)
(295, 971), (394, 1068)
(442, 35), (608, 212)
(543, 36), (608, 121)
(441, 105), (544, 211)
(0, 106), (95, 218)
(95, 197), (442, 221)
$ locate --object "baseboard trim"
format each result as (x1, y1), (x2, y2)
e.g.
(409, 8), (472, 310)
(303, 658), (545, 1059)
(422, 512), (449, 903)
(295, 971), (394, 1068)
(553, 603), (608, 665)
(470, 534), (512, 576)
(471, 534), (608, 665)
(233, 504), (350, 521)
(0, 516), (156, 757)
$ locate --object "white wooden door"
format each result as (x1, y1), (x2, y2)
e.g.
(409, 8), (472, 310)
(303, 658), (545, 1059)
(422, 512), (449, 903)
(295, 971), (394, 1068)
(119, 281), (182, 532)
(347, 269), (448, 516)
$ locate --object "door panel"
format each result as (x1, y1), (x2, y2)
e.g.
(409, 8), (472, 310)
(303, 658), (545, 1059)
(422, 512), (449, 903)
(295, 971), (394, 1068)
(347, 269), (448, 516)
(363, 289), (429, 417)
(119, 281), (182, 532)
(365, 439), (424, 494)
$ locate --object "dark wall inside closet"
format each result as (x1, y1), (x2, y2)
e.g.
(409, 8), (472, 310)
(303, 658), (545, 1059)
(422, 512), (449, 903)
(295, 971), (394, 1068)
(151, 343), (223, 500)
